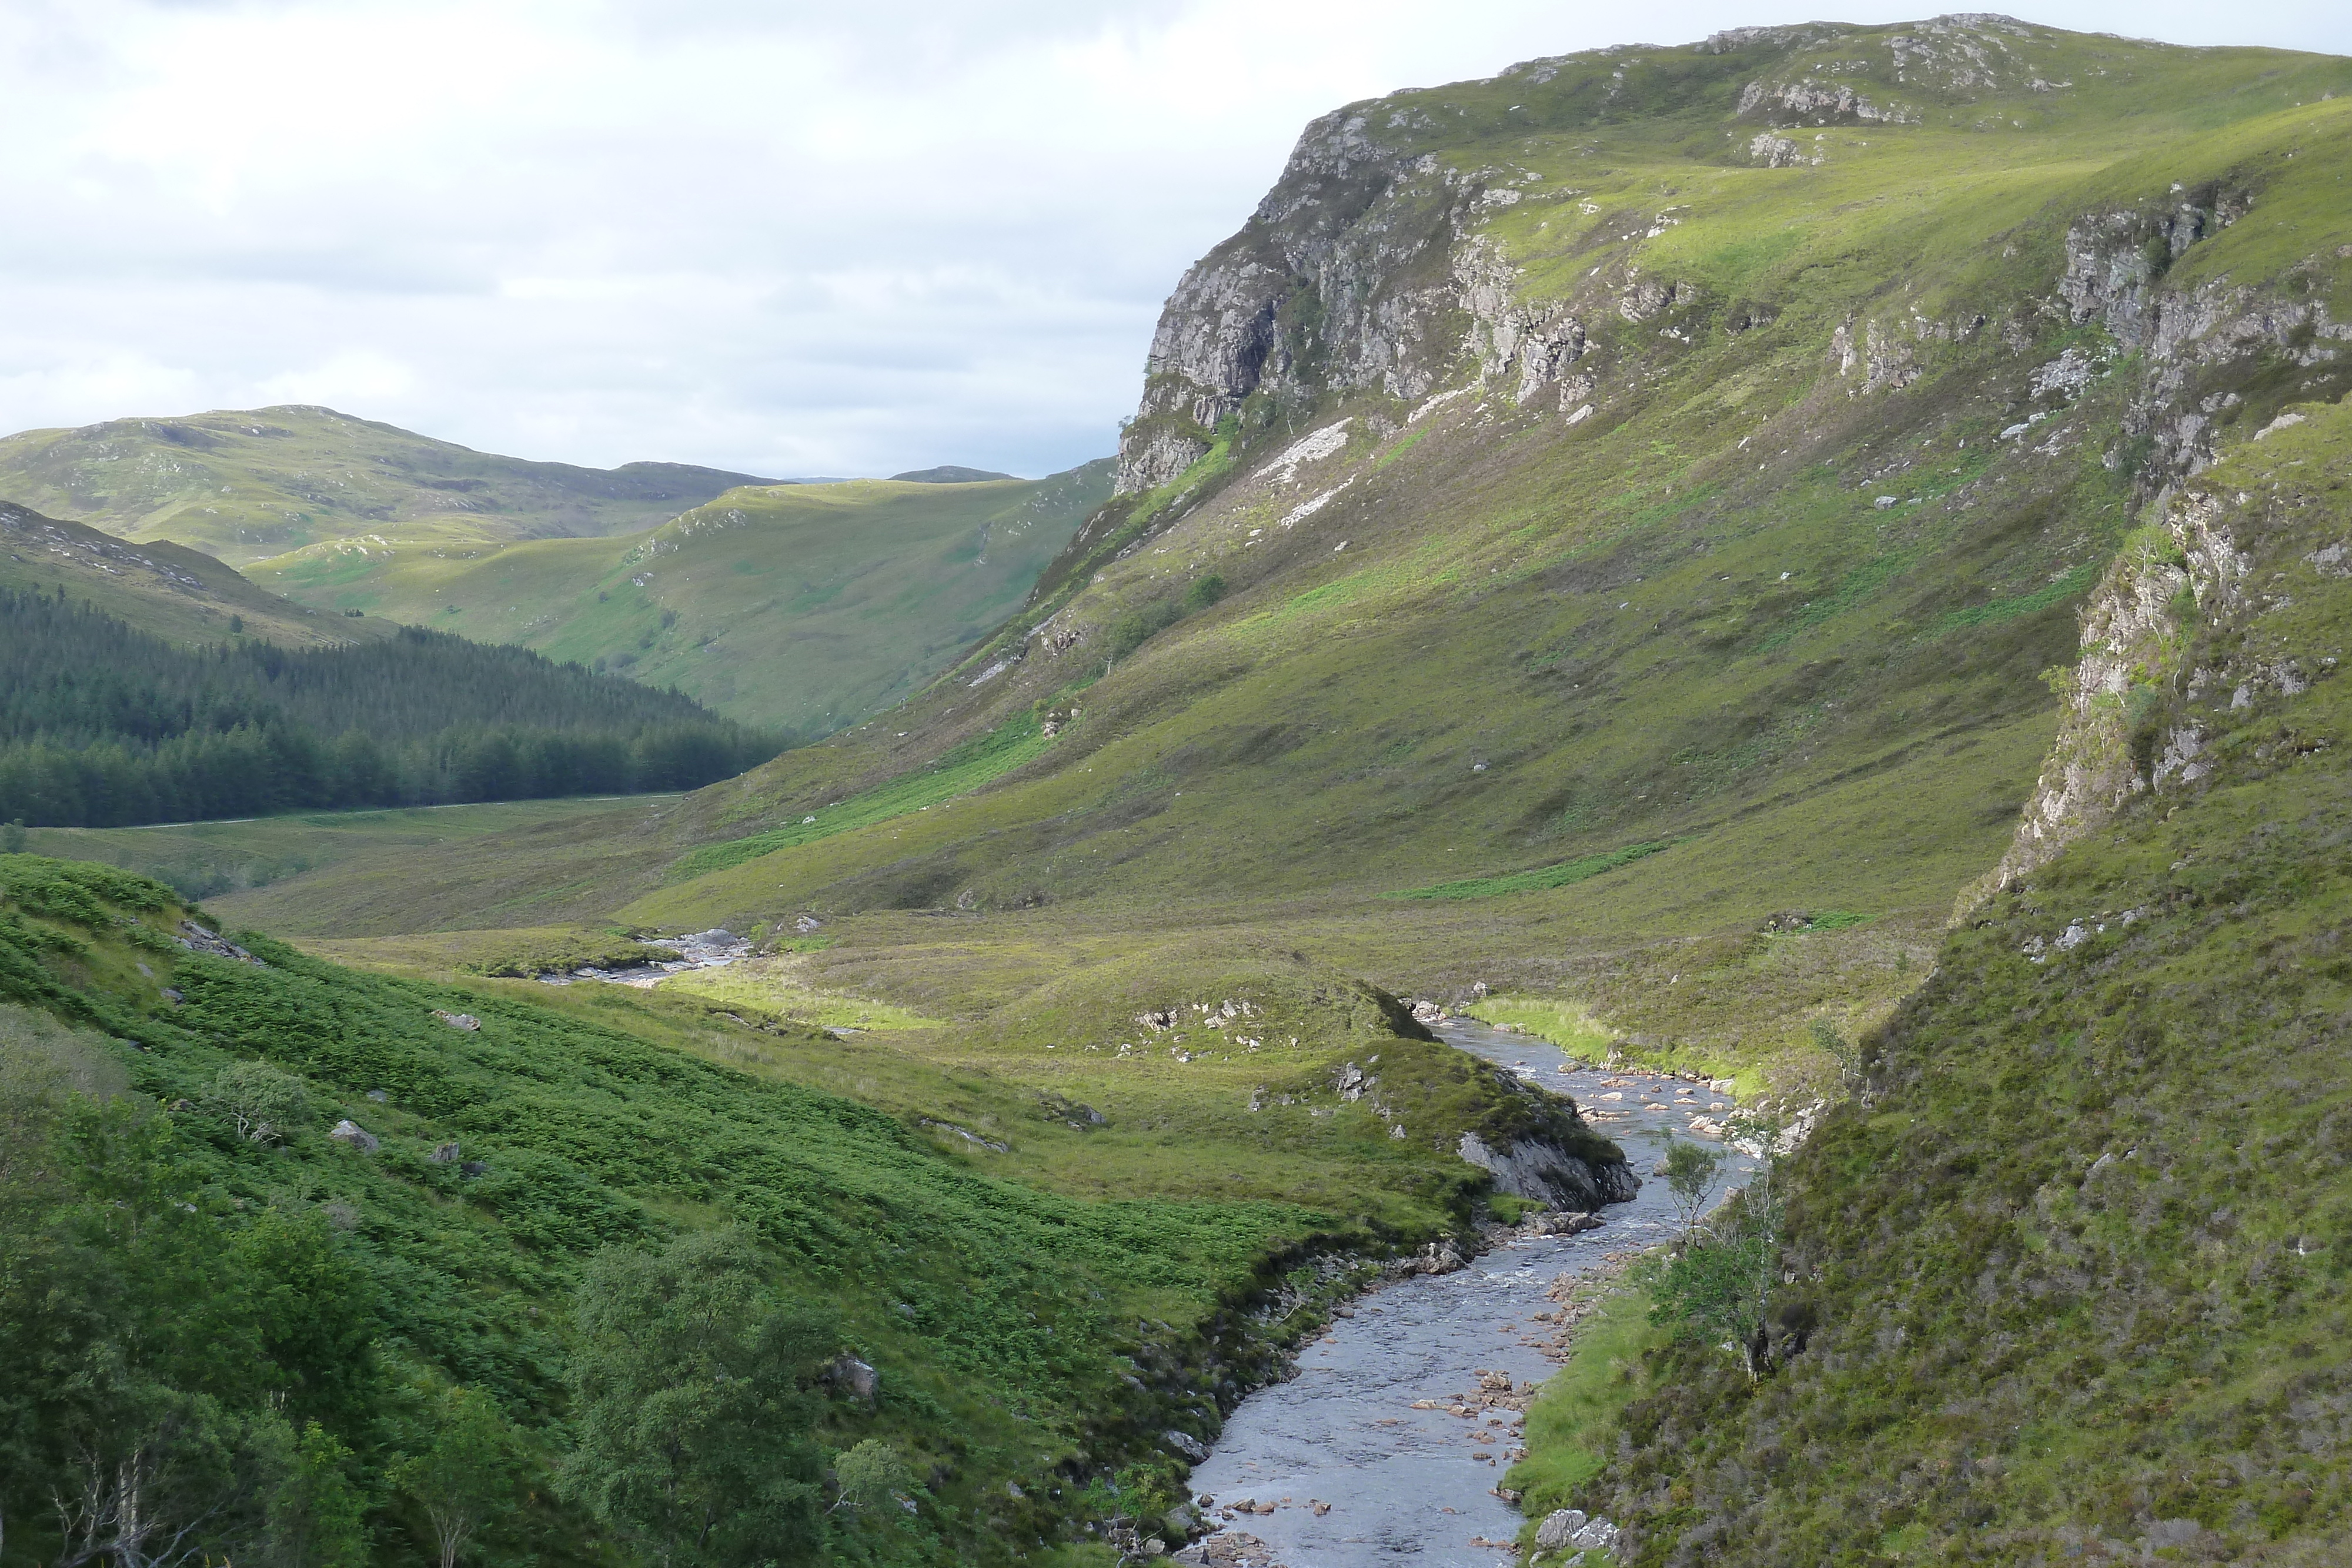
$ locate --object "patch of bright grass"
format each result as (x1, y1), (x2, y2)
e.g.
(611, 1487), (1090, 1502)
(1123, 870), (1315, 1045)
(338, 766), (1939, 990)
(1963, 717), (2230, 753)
(668, 712), (1051, 881)
(1465, 997), (1618, 1058)
(1507, 1286), (1667, 1528)
(662, 962), (946, 1033)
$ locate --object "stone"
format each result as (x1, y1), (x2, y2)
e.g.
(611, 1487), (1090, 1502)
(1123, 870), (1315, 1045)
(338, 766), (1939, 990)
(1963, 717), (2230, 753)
(328, 1120), (380, 1154)
(430, 1142), (461, 1164)
(1458, 1130), (1638, 1209)
(1164, 1429), (1211, 1463)
(177, 921), (262, 965)
(1536, 1509), (1588, 1550)
(828, 1355), (880, 1406)
(459, 1161), (488, 1178)
(432, 1009), (482, 1032)
(1569, 1517), (1621, 1552)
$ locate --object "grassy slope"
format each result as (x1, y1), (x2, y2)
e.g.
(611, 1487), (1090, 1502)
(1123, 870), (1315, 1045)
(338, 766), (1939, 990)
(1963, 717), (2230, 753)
(248, 463), (1113, 735)
(2, 852), (1606, 1560)
(0, 404), (770, 564)
(1546, 400), (2352, 1564)
(202, 23), (2352, 1079)
(1, 499), (395, 648)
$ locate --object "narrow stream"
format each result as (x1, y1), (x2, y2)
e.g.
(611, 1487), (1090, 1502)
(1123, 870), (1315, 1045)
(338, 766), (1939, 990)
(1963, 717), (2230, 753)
(1178, 1019), (1753, 1568)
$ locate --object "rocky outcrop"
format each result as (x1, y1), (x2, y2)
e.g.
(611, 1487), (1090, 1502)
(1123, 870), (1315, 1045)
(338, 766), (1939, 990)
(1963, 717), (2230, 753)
(1983, 470), (2281, 897)
(1458, 1131), (1639, 1211)
(2055, 194), (2350, 492)
(1114, 108), (1575, 493)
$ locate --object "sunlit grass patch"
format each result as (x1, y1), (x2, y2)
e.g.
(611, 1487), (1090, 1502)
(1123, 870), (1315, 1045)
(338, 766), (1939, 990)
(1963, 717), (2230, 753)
(664, 962), (946, 1033)
(1507, 1286), (1666, 1526)
(667, 713), (1051, 882)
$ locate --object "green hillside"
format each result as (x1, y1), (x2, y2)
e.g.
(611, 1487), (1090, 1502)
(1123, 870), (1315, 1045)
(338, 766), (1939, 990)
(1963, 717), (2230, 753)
(0, 851), (1593, 1566)
(1528, 394), (2352, 1564)
(2, 498), (393, 649)
(248, 462), (1114, 737)
(0, 405), (772, 564)
(222, 23), (2350, 981)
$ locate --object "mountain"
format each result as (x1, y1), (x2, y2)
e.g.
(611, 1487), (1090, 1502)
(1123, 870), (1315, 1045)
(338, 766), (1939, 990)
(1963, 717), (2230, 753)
(248, 460), (1115, 737)
(0, 405), (773, 563)
(1544, 394), (2352, 1566)
(271, 19), (2350, 962)
(1, 499), (393, 649)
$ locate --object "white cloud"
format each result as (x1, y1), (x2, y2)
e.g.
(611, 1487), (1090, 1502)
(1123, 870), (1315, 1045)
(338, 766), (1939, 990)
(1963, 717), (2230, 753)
(0, 0), (2340, 479)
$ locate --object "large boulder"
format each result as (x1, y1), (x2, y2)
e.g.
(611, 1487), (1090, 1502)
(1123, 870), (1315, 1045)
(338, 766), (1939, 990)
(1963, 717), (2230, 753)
(1536, 1509), (1587, 1549)
(328, 1120), (380, 1154)
(1458, 1132), (1638, 1210)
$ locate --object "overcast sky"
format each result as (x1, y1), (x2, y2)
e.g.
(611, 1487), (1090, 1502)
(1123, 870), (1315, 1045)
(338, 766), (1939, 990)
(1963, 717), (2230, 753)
(0, 1), (2341, 480)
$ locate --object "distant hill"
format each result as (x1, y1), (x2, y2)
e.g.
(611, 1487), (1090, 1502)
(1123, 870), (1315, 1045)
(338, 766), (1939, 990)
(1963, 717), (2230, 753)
(1, 499), (392, 649)
(251, 459), (1115, 738)
(0, 406), (774, 563)
(890, 465), (1018, 483)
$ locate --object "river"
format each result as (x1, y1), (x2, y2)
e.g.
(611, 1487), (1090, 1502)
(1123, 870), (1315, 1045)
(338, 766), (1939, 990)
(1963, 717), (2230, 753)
(1177, 1018), (1752, 1568)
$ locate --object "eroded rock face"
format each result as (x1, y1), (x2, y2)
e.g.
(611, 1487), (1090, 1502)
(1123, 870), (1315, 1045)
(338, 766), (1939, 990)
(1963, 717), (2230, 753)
(1113, 111), (1571, 494)
(1457, 1131), (1639, 1211)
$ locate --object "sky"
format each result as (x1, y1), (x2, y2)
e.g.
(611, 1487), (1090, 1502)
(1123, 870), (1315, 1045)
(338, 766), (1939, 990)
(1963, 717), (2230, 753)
(0, 1), (2343, 480)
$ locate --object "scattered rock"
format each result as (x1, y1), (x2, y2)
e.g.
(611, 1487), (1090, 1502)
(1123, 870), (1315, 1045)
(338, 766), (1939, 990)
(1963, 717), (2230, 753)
(430, 1141), (461, 1164)
(432, 1009), (482, 1032)
(1536, 1509), (1588, 1550)
(1570, 1517), (1622, 1553)
(1164, 1429), (1211, 1463)
(328, 1120), (380, 1154)
(177, 921), (261, 965)
(826, 1354), (880, 1406)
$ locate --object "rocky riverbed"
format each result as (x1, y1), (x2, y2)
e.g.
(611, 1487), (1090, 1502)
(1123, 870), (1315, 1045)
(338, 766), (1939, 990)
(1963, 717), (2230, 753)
(1176, 1018), (1752, 1567)
(532, 927), (752, 988)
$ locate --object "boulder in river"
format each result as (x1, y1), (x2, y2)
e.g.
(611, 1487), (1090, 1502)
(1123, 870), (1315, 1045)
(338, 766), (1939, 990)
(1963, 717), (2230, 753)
(1458, 1131), (1638, 1209)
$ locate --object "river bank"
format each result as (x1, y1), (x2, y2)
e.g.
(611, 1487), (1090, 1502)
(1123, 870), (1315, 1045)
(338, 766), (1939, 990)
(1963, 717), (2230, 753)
(1174, 1019), (1753, 1567)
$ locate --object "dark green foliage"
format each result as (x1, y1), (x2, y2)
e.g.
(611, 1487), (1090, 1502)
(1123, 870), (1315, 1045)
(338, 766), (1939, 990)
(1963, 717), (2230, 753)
(1105, 574), (1228, 665)
(459, 930), (679, 978)
(0, 589), (781, 826)
(0, 853), (1337, 1564)
(392, 1386), (526, 1568)
(560, 1231), (831, 1567)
